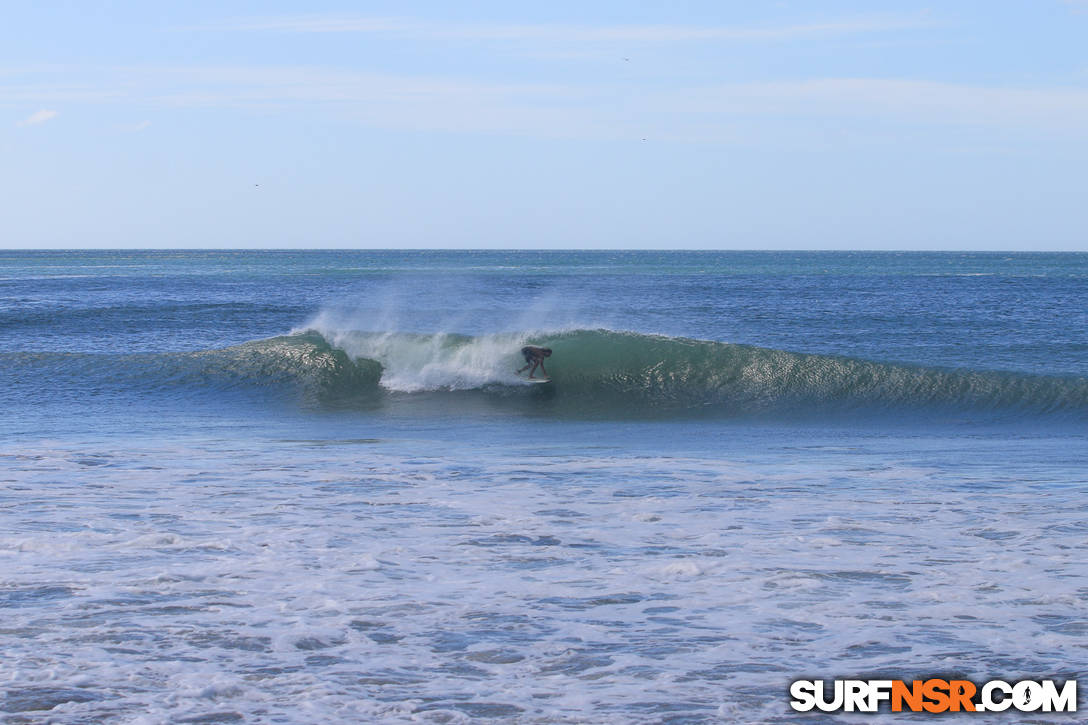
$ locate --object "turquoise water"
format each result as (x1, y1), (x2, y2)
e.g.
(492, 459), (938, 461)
(2, 251), (1086, 722)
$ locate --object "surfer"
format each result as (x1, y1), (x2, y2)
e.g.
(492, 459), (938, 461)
(516, 346), (552, 379)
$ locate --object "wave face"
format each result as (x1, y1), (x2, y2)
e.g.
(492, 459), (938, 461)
(13, 328), (1084, 421)
(486, 329), (1087, 418)
(2, 334), (381, 403)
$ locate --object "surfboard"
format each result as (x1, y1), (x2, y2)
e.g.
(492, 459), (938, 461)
(524, 378), (551, 384)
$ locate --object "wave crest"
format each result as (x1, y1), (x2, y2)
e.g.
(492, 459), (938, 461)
(295, 328), (1088, 417)
(8, 329), (1087, 419)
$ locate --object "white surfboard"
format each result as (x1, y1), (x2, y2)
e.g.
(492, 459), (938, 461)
(523, 377), (551, 384)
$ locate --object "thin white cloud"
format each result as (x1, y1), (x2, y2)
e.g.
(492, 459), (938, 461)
(671, 79), (1088, 129)
(227, 14), (933, 43)
(16, 108), (58, 126)
(4, 66), (1088, 141)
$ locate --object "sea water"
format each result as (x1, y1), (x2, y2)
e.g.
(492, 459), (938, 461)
(1, 251), (1086, 723)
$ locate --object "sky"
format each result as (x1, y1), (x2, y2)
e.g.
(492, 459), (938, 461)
(2, 1), (1087, 250)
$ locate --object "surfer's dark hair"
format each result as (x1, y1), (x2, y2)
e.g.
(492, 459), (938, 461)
(542, 348), (552, 356)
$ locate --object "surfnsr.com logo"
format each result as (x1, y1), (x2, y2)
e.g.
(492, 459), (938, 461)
(790, 679), (1077, 713)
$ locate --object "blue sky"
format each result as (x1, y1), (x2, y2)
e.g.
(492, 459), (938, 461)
(3, 1), (1087, 249)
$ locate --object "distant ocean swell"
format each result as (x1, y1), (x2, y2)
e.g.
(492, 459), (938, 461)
(9, 329), (1088, 420)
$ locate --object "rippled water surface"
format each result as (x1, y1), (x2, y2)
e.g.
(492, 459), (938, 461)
(2, 251), (1086, 722)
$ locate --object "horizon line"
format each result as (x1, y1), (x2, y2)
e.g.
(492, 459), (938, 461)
(2, 248), (1086, 254)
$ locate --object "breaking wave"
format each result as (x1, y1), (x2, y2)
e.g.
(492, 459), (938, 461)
(7, 329), (1088, 421)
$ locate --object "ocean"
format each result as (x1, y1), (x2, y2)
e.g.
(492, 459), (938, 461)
(2, 250), (1086, 723)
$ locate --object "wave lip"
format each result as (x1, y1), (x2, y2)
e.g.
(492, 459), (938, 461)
(301, 328), (533, 393)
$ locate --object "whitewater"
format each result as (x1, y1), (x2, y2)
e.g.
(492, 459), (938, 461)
(2, 250), (1086, 723)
